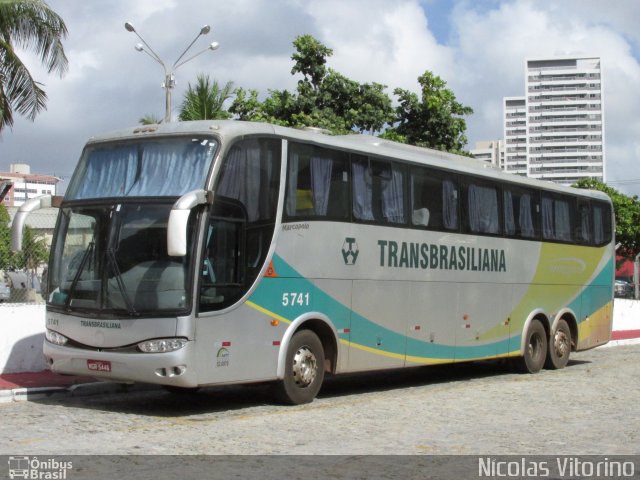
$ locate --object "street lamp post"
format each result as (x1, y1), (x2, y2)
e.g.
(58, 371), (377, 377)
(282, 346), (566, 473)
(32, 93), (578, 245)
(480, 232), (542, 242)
(124, 22), (219, 122)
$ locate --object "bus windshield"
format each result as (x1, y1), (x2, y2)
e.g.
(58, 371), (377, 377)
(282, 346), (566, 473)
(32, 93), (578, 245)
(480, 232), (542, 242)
(48, 202), (195, 315)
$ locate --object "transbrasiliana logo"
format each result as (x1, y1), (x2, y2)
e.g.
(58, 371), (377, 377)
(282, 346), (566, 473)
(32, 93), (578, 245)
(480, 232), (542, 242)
(342, 237), (359, 266)
(8, 456), (73, 479)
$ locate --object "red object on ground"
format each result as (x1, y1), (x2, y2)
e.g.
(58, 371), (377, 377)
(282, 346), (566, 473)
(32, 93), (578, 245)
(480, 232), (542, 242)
(0, 371), (94, 391)
(611, 330), (640, 341)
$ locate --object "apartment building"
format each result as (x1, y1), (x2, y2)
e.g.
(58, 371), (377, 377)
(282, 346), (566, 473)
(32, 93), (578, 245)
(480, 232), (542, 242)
(0, 164), (60, 207)
(525, 56), (604, 186)
(470, 140), (504, 168)
(503, 96), (527, 176)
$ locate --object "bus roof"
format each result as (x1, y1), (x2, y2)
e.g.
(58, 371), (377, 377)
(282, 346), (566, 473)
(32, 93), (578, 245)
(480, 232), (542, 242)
(86, 120), (611, 203)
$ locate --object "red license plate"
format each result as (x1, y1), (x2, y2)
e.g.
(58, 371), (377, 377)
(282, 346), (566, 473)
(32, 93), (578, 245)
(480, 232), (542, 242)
(87, 359), (112, 372)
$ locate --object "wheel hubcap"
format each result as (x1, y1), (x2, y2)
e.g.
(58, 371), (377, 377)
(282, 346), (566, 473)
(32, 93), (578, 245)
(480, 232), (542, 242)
(554, 330), (569, 358)
(292, 345), (317, 387)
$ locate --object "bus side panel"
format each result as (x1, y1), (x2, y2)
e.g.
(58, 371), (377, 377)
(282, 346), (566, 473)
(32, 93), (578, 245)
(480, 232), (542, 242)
(576, 256), (615, 350)
(194, 303), (283, 385)
(348, 280), (408, 371)
(405, 282), (459, 366)
(454, 282), (508, 361)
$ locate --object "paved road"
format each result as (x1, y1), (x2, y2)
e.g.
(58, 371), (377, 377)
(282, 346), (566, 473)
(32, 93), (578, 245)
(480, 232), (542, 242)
(0, 344), (638, 455)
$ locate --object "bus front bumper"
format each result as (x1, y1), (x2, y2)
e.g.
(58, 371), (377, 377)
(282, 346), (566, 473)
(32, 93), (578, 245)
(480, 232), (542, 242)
(43, 339), (199, 388)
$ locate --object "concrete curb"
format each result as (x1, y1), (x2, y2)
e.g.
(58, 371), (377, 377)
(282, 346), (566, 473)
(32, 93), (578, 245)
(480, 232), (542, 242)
(0, 381), (158, 403)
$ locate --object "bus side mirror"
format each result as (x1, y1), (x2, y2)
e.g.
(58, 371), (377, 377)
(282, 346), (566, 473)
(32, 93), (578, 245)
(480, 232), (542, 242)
(167, 189), (213, 256)
(11, 195), (63, 252)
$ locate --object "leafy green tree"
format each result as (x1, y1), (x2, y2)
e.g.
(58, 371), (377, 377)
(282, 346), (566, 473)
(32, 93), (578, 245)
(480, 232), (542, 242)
(178, 74), (234, 121)
(573, 178), (640, 257)
(231, 34), (469, 152)
(382, 71), (473, 153)
(16, 224), (48, 271)
(290, 34), (332, 92)
(0, 0), (68, 132)
(230, 34), (394, 135)
(0, 203), (17, 269)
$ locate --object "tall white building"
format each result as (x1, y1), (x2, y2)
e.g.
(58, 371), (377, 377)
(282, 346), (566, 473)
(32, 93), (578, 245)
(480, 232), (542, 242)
(524, 56), (604, 186)
(503, 97), (527, 176)
(470, 140), (504, 168)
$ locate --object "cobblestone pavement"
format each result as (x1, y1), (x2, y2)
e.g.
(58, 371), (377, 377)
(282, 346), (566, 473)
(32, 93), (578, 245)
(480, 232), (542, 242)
(0, 345), (638, 455)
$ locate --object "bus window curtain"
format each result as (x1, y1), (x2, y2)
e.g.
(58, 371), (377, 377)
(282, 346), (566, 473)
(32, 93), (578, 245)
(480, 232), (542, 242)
(285, 153), (300, 216)
(381, 167), (405, 223)
(217, 144), (263, 221)
(519, 194), (535, 238)
(72, 145), (138, 199)
(504, 190), (515, 235)
(310, 155), (333, 216)
(555, 200), (571, 241)
(593, 206), (604, 244)
(352, 161), (374, 221)
(578, 204), (591, 243)
(542, 197), (554, 239)
(70, 142), (211, 199)
(443, 180), (458, 229)
(468, 184), (499, 233)
(127, 142), (210, 197)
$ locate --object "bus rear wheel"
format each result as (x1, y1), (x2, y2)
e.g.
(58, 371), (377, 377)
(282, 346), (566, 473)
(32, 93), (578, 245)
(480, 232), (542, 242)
(545, 319), (571, 369)
(517, 319), (547, 373)
(277, 330), (325, 405)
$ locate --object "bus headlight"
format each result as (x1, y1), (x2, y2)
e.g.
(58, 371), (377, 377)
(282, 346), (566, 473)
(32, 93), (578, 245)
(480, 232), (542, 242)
(45, 329), (68, 346)
(138, 338), (187, 353)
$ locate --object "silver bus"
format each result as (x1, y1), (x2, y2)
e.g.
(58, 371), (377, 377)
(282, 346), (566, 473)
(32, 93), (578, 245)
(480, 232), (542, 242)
(13, 120), (615, 404)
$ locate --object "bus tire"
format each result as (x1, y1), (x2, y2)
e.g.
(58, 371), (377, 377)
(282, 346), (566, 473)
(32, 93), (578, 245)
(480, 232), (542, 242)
(277, 330), (325, 405)
(517, 319), (547, 374)
(545, 319), (571, 370)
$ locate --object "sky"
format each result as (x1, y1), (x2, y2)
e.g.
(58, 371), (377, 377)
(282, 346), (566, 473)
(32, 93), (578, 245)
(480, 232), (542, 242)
(1, 0), (639, 195)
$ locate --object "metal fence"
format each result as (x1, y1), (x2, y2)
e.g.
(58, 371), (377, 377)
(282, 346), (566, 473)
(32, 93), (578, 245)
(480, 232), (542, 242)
(1, 205), (58, 304)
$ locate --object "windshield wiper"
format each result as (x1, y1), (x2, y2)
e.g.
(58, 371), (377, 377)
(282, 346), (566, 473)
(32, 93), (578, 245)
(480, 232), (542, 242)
(64, 241), (94, 310)
(107, 248), (138, 316)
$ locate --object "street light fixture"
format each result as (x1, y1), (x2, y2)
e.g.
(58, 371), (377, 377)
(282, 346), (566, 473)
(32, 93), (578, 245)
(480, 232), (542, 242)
(124, 21), (219, 122)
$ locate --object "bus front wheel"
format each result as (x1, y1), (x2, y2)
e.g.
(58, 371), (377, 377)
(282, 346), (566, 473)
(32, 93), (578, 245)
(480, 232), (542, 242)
(545, 319), (571, 370)
(277, 330), (325, 405)
(517, 319), (547, 373)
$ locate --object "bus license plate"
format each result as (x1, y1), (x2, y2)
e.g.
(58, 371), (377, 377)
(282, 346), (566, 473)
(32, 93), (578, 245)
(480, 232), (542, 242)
(87, 359), (111, 372)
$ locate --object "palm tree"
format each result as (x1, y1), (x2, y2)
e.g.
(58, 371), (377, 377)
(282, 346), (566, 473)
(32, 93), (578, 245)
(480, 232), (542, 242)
(178, 74), (234, 121)
(0, 0), (68, 132)
(139, 113), (162, 125)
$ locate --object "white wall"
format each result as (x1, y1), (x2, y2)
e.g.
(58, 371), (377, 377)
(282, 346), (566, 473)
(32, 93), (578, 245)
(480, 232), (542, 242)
(0, 304), (47, 373)
(1, 301), (639, 374)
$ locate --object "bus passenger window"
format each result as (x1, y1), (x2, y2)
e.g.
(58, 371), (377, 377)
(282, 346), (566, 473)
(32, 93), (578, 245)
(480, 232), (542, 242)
(463, 182), (500, 234)
(352, 157), (405, 224)
(542, 194), (573, 242)
(576, 199), (591, 244)
(409, 167), (456, 230)
(285, 143), (349, 220)
(503, 188), (538, 239)
(592, 202), (612, 245)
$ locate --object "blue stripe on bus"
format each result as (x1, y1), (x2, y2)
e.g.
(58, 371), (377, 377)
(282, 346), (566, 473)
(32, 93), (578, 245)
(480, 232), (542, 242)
(249, 254), (612, 362)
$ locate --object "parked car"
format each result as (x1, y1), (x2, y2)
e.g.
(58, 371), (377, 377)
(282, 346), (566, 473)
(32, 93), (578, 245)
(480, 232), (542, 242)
(0, 280), (9, 302)
(615, 279), (634, 299)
